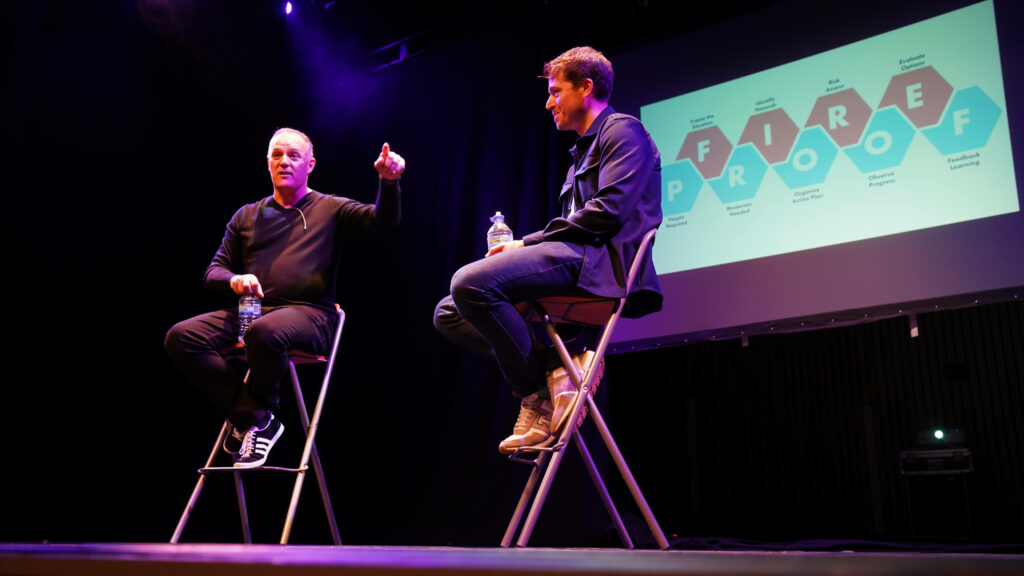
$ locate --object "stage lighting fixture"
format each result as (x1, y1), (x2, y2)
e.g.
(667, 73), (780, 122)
(285, 2), (292, 14)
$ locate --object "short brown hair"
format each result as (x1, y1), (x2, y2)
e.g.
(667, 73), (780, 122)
(543, 46), (614, 102)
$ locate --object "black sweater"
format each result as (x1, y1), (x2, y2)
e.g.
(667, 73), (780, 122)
(204, 180), (400, 313)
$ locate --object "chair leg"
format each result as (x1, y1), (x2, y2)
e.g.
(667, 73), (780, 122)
(511, 317), (603, 547)
(307, 443), (341, 543)
(515, 429), (572, 547)
(586, 396), (670, 550)
(233, 470), (252, 544)
(512, 428), (636, 548)
(172, 420), (253, 544)
(502, 451), (550, 547)
(572, 429), (633, 548)
(510, 312), (669, 549)
(280, 360), (342, 545)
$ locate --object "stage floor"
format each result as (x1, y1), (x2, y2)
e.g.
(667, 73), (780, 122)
(2, 543), (1023, 576)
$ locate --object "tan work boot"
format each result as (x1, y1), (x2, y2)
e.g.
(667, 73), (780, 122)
(498, 393), (555, 455)
(548, 350), (605, 435)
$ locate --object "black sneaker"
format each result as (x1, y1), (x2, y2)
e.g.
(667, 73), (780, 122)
(234, 413), (284, 468)
(223, 427), (246, 454)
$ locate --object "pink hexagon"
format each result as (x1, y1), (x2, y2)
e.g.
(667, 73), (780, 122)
(878, 65), (953, 128)
(738, 108), (799, 164)
(677, 125), (732, 179)
(805, 88), (872, 147)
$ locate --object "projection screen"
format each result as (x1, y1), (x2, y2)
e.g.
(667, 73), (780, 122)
(608, 0), (1023, 352)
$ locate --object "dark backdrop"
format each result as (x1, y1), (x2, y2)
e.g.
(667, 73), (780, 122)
(3, 0), (1021, 547)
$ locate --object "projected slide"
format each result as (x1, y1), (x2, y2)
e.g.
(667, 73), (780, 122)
(642, 0), (1018, 275)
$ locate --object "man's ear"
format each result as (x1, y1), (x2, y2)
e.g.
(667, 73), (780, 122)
(581, 78), (595, 98)
(307, 156), (316, 173)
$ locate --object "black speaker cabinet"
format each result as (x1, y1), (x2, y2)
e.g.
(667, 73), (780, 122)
(899, 449), (973, 539)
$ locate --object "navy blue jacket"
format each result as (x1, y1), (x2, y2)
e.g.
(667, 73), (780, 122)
(522, 107), (663, 318)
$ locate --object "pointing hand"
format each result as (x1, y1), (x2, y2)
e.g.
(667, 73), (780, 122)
(374, 142), (406, 181)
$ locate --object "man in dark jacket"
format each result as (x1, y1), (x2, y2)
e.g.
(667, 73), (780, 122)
(433, 46), (663, 454)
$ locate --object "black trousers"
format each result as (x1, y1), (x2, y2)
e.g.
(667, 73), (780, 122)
(164, 304), (336, 430)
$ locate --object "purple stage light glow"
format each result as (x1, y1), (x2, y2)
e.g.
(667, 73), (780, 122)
(285, 2), (292, 15)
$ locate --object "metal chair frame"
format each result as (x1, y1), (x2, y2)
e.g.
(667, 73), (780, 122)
(171, 305), (345, 545)
(503, 229), (669, 550)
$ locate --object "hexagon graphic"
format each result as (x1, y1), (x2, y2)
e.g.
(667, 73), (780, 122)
(878, 66), (953, 129)
(738, 108), (799, 164)
(844, 107), (916, 174)
(661, 159), (704, 215)
(707, 144), (768, 204)
(921, 86), (1003, 155)
(805, 88), (872, 148)
(773, 126), (838, 189)
(677, 125), (732, 179)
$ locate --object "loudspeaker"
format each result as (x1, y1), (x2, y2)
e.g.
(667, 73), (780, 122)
(900, 448), (973, 539)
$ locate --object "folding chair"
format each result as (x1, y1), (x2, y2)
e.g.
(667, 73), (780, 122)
(170, 304), (345, 545)
(503, 228), (669, 549)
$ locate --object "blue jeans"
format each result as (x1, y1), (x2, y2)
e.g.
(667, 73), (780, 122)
(434, 241), (596, 398)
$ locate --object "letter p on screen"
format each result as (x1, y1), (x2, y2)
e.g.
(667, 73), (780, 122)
(667, 180), (683, 202)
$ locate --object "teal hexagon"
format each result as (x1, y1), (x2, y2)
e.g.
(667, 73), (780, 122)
(773, 126), (838, 189)
(707, 144), (768, 204)
(661, 159), (703, 215)
(921, 87), (1003, 155)
(844, 107), (916, 173)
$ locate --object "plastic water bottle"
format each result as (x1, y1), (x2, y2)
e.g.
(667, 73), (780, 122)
(238, 293), (261, 342)
(487, 211), (513, 251)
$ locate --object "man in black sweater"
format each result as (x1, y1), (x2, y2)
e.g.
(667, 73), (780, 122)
(165, 128), (404, 467)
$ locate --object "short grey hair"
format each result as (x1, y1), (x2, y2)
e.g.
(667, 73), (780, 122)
(267, 127), (314, 158)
